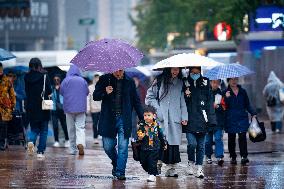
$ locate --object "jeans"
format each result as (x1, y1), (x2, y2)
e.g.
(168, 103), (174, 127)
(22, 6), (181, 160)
(91, 112), (100, 139)
(29, 121), (48, 153)
(205, 129), (224, 159)
(228, 132), (248, 159)
(186, 132), (206, 165)
(102, 116), (129, 176)
(66, 113), (86, 154)
(275, 121), (282, 131)
(52, 110), (69, 142)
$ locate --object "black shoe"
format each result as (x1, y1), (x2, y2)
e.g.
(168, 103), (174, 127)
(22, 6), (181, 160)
(116, 175), (126, 180)
(112, 168), (116, 177)
(241, 157), (249, 165)
(217, 158), (224, 166)
(230, 158), (237, 165)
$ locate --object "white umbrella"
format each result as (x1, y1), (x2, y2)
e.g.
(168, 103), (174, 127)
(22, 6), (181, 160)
(152, 53), (224, 70)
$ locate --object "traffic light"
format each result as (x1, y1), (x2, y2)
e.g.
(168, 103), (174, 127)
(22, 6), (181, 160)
(0, 0), (30, 18)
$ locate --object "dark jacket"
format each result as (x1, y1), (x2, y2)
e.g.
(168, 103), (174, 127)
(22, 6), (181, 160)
(93, 74), (144, 138)
(223, 85), (257, 133)
(137, 120), (166, 151)
(183, 76), (216, 133)
(24, 70), (52, 122)
(211, 88), (225, 131)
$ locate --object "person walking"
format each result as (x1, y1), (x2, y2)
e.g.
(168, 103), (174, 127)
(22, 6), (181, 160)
(223, 77), (257, 165)
(205, 79), (225, 166)
(51, 74), (69, 147)
(145, 67), (188, 177)
(183, 66), (216, 179)
(0, 63), (16, 151)
(263, 71), (284, 133)
(93, 69), (144, 180)
(24, 58), (52, 159)
(87, 74), (102, 144)
(60, 65), (89, 156)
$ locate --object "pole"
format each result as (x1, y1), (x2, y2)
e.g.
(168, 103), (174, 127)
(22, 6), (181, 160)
(5, 29), (9, 50)
(86, 26), (90, 44)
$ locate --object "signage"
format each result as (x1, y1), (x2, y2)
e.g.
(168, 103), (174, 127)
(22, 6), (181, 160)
(250, 6), (284, 32)
(79, 18), (95, 25)
(213, 22), (232, 41)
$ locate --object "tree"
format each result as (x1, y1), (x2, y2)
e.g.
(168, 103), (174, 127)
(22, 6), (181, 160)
(132, 0), (284, 51)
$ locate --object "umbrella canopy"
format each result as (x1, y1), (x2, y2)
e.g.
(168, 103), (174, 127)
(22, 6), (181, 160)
(125, 66), (152, 81)
(71, 39), (144, 73)
(204, 63), (254, 80)
(0, 48), (16, 61)
(152, 53), (223, 70)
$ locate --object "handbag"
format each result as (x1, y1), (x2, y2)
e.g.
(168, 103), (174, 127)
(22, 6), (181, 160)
(249, 118), (266, 143)
(131, 140), (142, 161)
(41, 74), (53, 110)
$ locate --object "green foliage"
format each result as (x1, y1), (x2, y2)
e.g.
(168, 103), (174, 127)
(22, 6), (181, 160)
(132, 0), (284, 51)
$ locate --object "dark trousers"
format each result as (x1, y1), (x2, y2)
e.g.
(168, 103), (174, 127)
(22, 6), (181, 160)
(228, 132), (248, 159)
(91, 112), (100, 139)
(271, 122), (276, 131)
(140, 150), (159, 176)
(0, 121), (8, 150)
(52, 110), (69, 142)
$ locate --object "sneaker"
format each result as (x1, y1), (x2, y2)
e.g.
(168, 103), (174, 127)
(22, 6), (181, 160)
(157, 161), (162, 175)
(187, 161), (195, 175)
(64, 141), (70, 148)
(37, 153), (45, 159)
(206, 158), (213, 164)
(195, 165), (204, 179)
(77, 144), (84, 155)
(230, 158), (237, 165)
(217, 158), (224, 166)
(165, 168), (178, 177)
(241, 157), (249, 165)
(27, 142), (35, 156)
(147, 175), (156, 182)
(93, 139), (100, 144)
(116, 175), (126, 180)
(53, 141), (60, 148)
(276, 129), (280, 133)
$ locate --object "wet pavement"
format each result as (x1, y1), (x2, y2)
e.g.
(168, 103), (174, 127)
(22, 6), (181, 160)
(1, 119), (284, 188)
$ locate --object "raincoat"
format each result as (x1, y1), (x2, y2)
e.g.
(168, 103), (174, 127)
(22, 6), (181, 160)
(145, 77), (188, 145)
(263, 71), (284, 122)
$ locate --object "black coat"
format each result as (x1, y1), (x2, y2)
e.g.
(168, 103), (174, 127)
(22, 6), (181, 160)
(211, 88), (225, 131)
(93, 74), (144, 138)
(183, 76), (216, 133)
(24, 70), (52, 122)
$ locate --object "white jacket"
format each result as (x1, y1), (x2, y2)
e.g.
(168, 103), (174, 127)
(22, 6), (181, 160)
(87, 84), (102, 113)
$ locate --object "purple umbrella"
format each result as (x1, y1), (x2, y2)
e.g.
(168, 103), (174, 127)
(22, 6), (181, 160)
(71, 39), (144, 73)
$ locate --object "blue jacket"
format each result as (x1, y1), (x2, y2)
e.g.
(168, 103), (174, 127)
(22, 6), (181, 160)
(224, 85), (256, 133)
(93, 74), (144, 138)
(51, 87), (64, 111)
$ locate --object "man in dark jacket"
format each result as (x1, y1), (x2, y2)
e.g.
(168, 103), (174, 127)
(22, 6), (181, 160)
(93, 69), (144, 180)
(183, 67), (216, 179)
(24, 58), (52, 159)
(205, 79), (225, 166)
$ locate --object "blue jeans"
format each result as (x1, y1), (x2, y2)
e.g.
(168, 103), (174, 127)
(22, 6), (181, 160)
(205, 129), (224, 159)
(275, 121), (282, 131)
(186, 133), (206, 165)
(102, 117), (129, 176)
(29, 121), (48, 154)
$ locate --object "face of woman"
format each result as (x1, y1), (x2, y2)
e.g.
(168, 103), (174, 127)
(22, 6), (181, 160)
(229, 78), (239, 87)
(171, 67), (180, 78)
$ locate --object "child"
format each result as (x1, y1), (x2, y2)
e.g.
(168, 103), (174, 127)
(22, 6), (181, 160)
(137, 105), (167, 182)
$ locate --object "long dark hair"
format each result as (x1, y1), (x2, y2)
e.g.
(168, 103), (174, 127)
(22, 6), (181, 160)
(152, 68), (182, 102)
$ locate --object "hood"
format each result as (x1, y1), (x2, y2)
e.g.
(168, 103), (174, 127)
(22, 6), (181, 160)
(67, 64), (81, 77)
(25, 70), (43, 83)
(267, 71), (283, 86)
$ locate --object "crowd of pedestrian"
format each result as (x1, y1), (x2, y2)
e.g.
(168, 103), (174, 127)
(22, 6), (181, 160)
(0, 57), (284, 182)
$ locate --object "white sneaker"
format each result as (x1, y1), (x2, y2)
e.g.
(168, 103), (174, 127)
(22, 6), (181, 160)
(93, 139), (99, 144)
(276, 129), (280, 133)
(165, 168), (178, 177)
(64, 141), (70, 148)
(53, 142), (60, 147)
(37, 153), (45, 159)
(206, 158), (213, 164)
(147, 175), (156, 182)
(195, 165), (204, 179)
(187, 161), (196, 175)
(27, 142), (35, 156)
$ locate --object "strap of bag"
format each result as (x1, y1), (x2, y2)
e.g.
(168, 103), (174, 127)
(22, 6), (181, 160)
(41, 74), (46, 100)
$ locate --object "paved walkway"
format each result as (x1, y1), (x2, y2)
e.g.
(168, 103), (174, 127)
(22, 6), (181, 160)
(0, 119), (284, 188)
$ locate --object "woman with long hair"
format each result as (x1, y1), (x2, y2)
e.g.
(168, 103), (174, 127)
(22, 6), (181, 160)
(145, 67), (188, 177)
